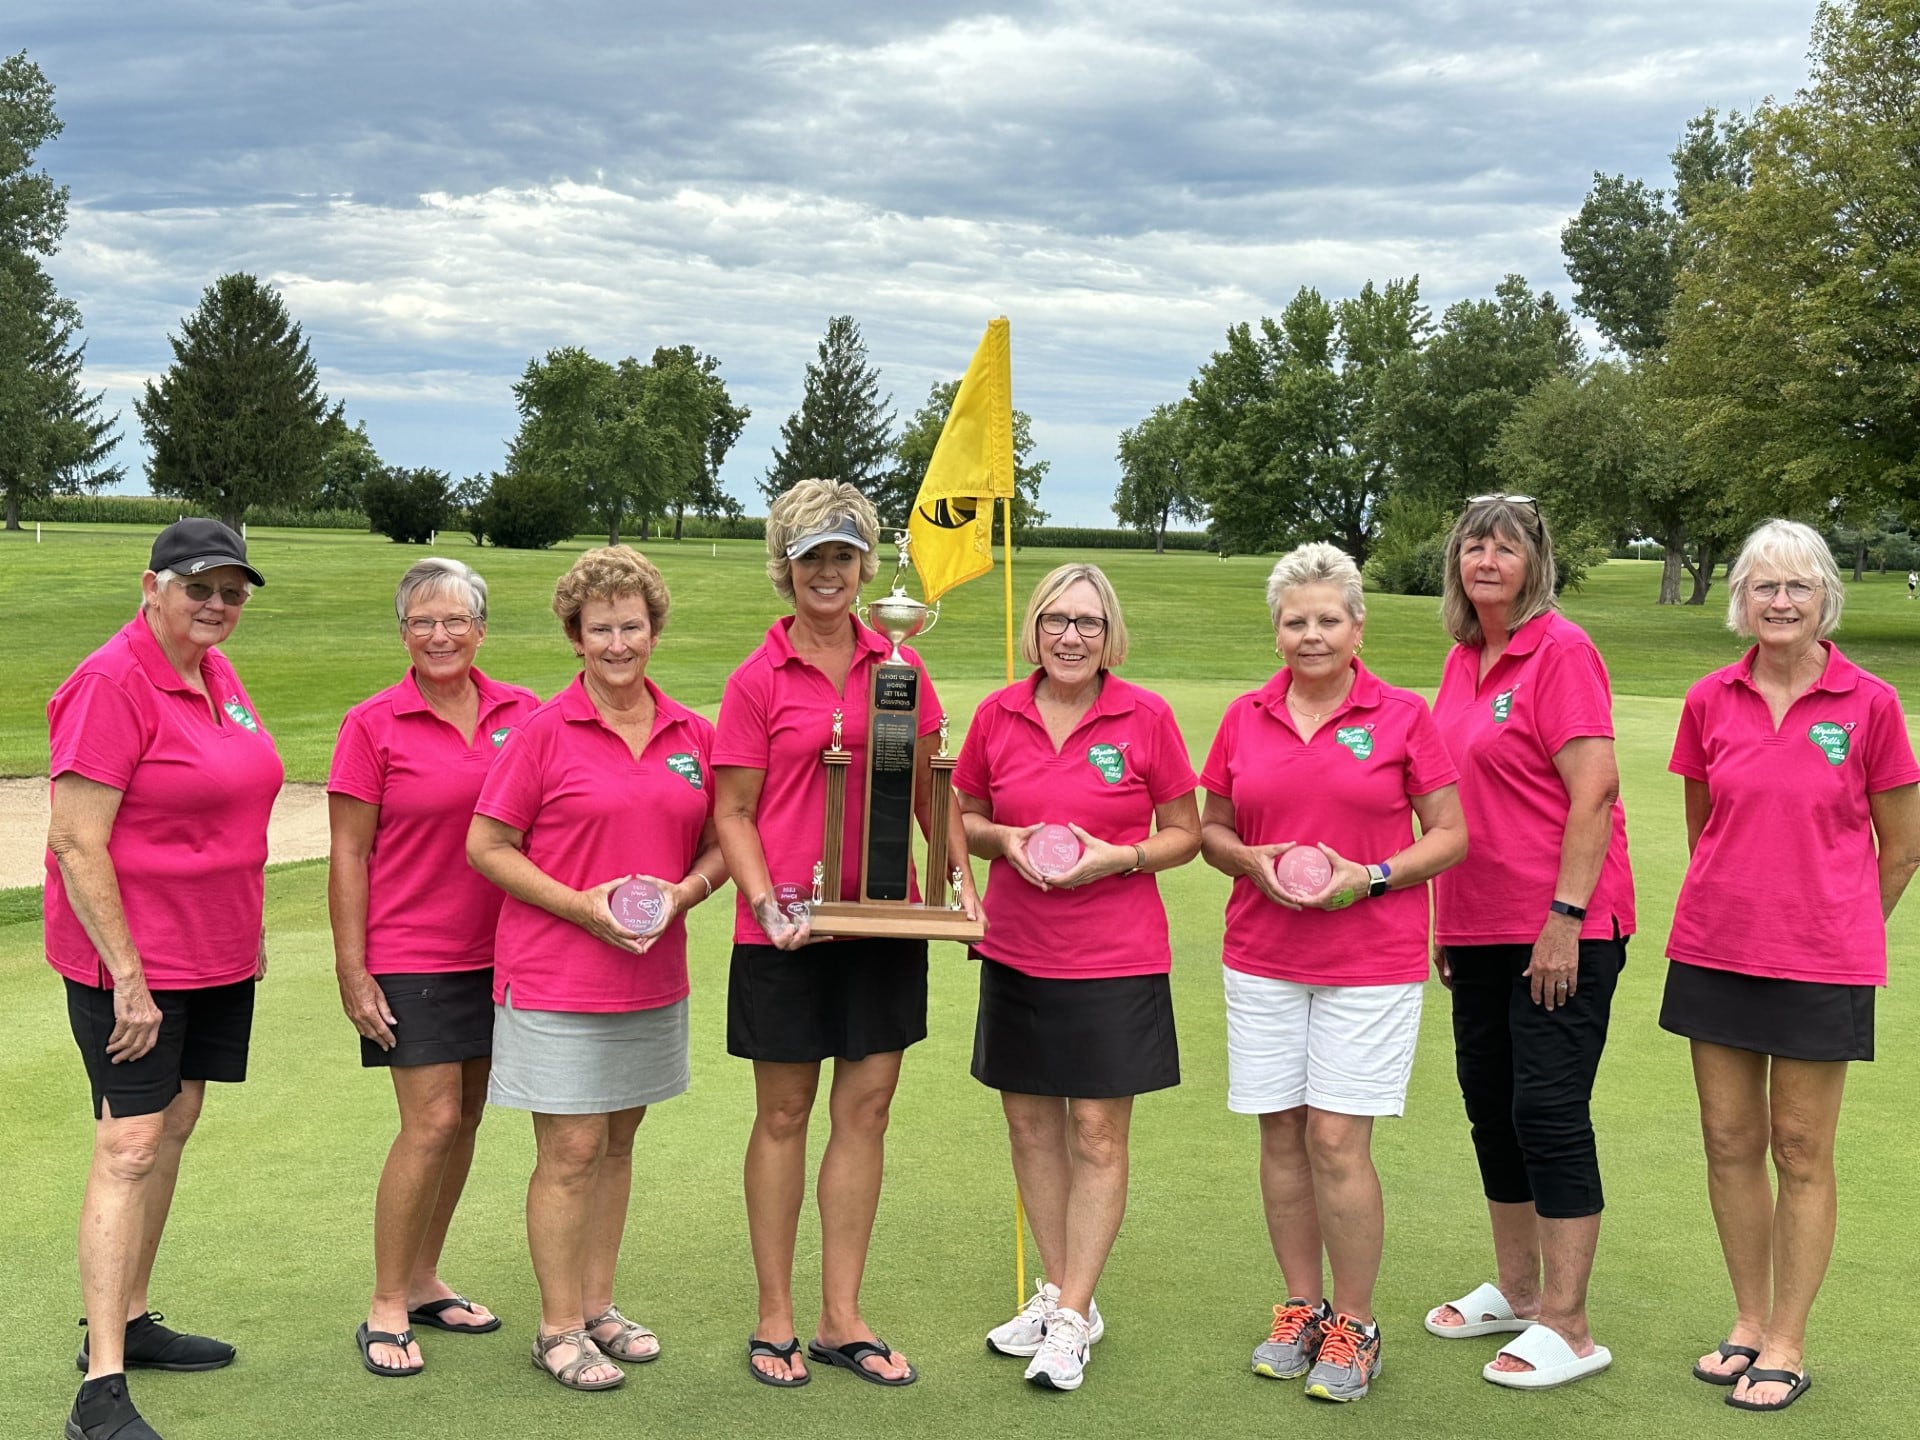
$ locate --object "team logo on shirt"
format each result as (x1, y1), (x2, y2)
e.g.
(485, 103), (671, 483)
(1334, 724), (1375, 760)
(490, 726), (512, 748)
(666, 752), (704, 789)
(1807, 721), (1854, 766)
(222, 698), (260, 733)
(1087, 743), (1127, 784)
(1491, 687), (1518, 724)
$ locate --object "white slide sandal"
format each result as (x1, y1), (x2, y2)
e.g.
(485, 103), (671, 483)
(1423, 1282), (1531, 1339)
(1482, 1323), (1612, 1390)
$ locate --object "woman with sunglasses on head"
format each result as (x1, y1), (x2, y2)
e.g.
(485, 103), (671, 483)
(47, 519), (284, 1440)
(327, 558), (540, 1377)
(954, 563), (1201, 1394)
(1661, 520), (1920, 1413)
(1422, 495), (1634, 1392)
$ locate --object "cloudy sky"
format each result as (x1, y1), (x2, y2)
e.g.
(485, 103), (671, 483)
(19, 1), (1821, 524)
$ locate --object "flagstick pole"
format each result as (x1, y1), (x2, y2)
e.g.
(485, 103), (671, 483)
(1002, 492), (1026, 1307)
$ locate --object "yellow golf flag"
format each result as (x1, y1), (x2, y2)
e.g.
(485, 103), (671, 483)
(909, 318), (1015, 604)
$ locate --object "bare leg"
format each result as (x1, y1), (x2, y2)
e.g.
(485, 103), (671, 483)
(365, 1062), (466, 1371)
(582, 1106), (655, 1358)
(126, 1083), (203, 1318)
(526, 1111), (620, 1387)
(1304, 1109), (1380, 1321)
(816, 1050), (911, 1381)
(1257, 1108), (1323, 1302)
(1430, 1200), (1542, 1328)
(1487, 1213), (1601, 1370)
(1055, 1097), (1132, 1318)
(1732, 1058), (1847, 1408)
(745, 1061), (819, 1383)
(1691, 1041), (1771, 1380)
(407, 1057), (493, 1319)
(79, 1093), (195, 1381)
(1002, 1092), (1070, 1288)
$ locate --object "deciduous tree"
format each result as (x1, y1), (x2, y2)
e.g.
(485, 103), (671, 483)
(1113, 401), (1203, 552)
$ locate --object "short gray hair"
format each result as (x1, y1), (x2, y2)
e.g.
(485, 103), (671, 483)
(1724, 519), (1844, 639)
(1265, 542), (1366, 629)
(394, 557), (487, 623)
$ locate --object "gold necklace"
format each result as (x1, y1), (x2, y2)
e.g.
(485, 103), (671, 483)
(1286, 678), (1352, 723)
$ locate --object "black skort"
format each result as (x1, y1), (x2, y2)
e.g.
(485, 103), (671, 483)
(970, 956), (1180, 1099)
(360, 968), (495, 1069)
(727, 937), (928, 1063)
(1659, 960), (1874, 1062)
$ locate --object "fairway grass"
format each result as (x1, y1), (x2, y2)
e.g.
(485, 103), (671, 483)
(3, 524), (1918, 1436)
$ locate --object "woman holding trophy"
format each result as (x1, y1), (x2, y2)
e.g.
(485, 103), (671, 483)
(953, 563), (1201, 1393)
(714, 479), (979, 1389)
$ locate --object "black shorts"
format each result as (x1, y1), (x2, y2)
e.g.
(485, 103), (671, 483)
(1659, 960), (1874, 1062)
(970, 957), (1180, 1098)
(727, 937), (928, 1063)
(66, 977), (255, 1119)
(360, 968), (495, 1069)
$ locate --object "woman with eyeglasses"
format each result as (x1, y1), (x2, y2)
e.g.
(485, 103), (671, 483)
(1422, 495), (1634, 1392)
(1661, 520), (1920, 1413)
(47, 519), (283, 1440)
(468, 545), (726, 1392)
(954, 563), (1201, 1393)
(327, 557), (540, 1377)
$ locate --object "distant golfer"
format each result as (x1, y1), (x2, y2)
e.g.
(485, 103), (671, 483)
(46, 519), (282, 1440)
(954, 563), (1202, 1394)
(328, 557), (538, 1377)
(1424, 495), (1634, 1392)
(1198, 543), (1466, 1405)
(1661, 520), (1920, 1412)
(1905, 568), (1914, 599)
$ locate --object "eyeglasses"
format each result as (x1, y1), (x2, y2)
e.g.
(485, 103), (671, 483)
(1467, 493), (1537, 508)
(403, 615), (477, 637)
(1037, 612), (1107, 638)
(175, 581), (249, 607)
(1748, 580), (1818, 603)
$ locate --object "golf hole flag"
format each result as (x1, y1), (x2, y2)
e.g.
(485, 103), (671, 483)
(908, 317), (1015, 604)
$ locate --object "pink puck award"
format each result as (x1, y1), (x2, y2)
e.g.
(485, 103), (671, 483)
(609, 878), (668, 937)
(1273, 846), (1333, 901)
(1024, 823), (1084, 878)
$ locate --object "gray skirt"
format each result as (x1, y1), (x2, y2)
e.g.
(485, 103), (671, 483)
(488, 989), (690, 1114)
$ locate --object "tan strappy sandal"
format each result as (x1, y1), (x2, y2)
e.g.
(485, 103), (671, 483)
(531, 1328), (626, 1391)
(584, 1306), (660, 1363)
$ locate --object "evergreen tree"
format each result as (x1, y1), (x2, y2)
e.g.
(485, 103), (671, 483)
(135, 273), (332, 530)
(762, 315), (894, 504)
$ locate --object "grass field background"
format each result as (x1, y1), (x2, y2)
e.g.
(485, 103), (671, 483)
(3, 524), (1918, 1437)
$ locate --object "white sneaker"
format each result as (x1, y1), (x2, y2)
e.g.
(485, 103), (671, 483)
(1025, 1306), (1091, 1391)
(987, 1281), (1058, 1357)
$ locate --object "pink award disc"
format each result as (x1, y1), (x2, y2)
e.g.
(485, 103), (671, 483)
(610, 878), (668, 937)
(1025, 823), (1084, 878)
(1273, 846), (1333, 901)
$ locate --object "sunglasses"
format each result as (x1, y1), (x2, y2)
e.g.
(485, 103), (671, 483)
(1466, 493), (1537, 508)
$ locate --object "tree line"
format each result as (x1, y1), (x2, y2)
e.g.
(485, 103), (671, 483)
(1114, 0), (1920, 604)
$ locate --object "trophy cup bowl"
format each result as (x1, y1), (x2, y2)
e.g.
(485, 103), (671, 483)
(864, 591), (933, 662)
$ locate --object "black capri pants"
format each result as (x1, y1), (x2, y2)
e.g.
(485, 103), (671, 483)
(1444, 936), (1624, 1220)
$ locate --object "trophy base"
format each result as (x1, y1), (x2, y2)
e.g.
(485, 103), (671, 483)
(807, 901), (984, 944)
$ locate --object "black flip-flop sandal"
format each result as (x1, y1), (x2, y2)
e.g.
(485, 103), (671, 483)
(747, 1336), (811, 1387)
(806, 1336), (917, 1387)
(407, 1296), (502, 1334)
(1726, 1367), (1812, 1411)
(1693, 1340), (1760, 1385)
(356, 1323), (423, 1378)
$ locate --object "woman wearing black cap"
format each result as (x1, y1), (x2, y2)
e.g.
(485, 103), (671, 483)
(45, 518), (283, 1440)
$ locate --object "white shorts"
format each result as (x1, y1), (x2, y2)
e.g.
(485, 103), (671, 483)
(1223, 968), (1424, 1117)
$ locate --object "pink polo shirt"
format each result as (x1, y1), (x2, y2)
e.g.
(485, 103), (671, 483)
(953, 672), (1197, 979)
(1667, 643), (1918, 986)
(328, 668), (541, 975)
(474, 675), (714, 1013)
(45, 613), (285, 990)
(1200, 663), (1457, 986)
(1431, 611), (1635, 946)
(714, 616), (942, 945)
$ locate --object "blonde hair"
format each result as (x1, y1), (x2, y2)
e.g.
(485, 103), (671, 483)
(1019, 563), (1130, 669)
(1441, 497), (1559, 646)
(552, 545), (670, 641)
(1724, 519), (1844, 639)
(1265, 542), (1366, 629)
(763, 479), (881, 602)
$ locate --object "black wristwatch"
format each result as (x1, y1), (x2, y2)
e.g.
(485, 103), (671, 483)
(1366, 862), (1392, 900)
(1548, 899), (1587, 921)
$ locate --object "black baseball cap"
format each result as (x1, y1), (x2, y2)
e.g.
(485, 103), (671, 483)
(149, 518), (267, 587)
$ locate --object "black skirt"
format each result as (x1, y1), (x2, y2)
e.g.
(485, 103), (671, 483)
(970, 957), (1181, 1099)
(727, 937), (929, 1063)
(1659, 960), (1874, 1062)
(360, 968), (495, 1069)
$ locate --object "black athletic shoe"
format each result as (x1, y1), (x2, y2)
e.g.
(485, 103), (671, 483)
(77, 1312), (236, 1373)
(66, 1373), (163, 1440)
